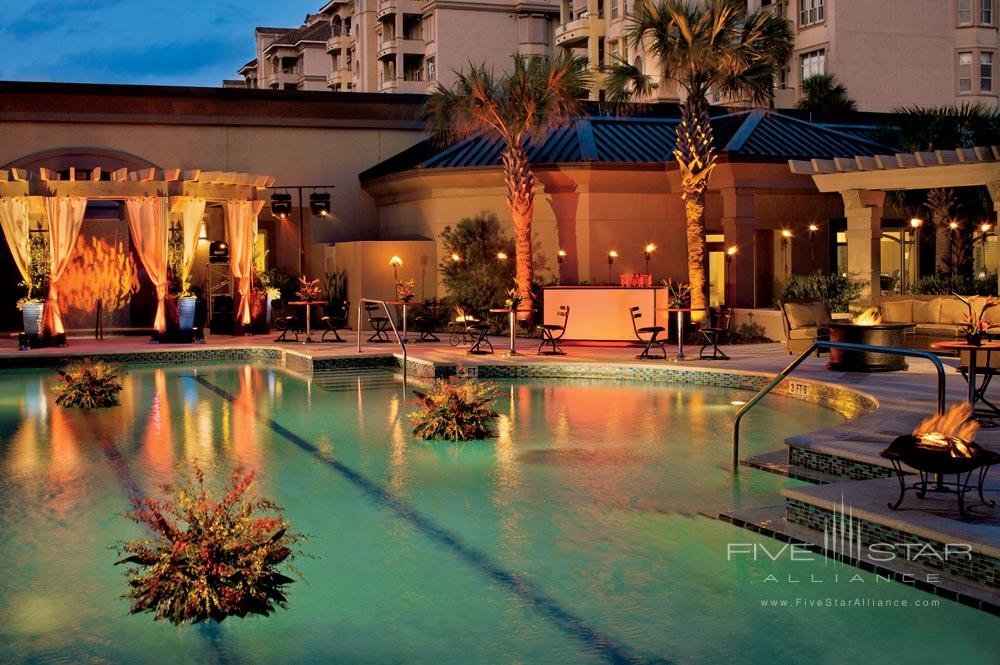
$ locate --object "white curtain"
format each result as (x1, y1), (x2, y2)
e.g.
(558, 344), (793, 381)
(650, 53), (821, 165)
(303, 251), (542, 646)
(0, 197), (31, 283)
(224, 199), (263, 327)
(42, 196), (87, 337)
(125, 197), (169, 333)
(179, 197), (206, 287)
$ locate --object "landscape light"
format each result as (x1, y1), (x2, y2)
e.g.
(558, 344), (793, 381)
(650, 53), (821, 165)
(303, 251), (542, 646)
(608, 250), (618, 260)
(982, 223), (993, 233)
(451, 253), (461, 262)
(781, 229), (792, 238)
(497, 251), (508, 261)
(645, 243), (656, 254)
(949, 221), (959, 230)
(389, 256), (403, 267)
(909, 217), (923, 229)
(808, 223), (819, 233)
(309, 192), (331, 216)
(726, 245), (738, 256)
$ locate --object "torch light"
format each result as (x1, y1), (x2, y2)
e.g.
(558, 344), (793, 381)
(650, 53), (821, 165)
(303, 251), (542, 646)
(607, 250), (618, 284)
(644, 243), (656, 275)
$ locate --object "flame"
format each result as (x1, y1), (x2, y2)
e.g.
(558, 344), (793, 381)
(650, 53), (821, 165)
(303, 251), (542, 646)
(852, 306), (882, 326)
(912, 402), (979, 456)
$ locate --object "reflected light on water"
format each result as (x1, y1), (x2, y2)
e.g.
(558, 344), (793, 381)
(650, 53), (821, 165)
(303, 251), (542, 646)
(141, 369), (173, 480)
(387, 393), (408, 494)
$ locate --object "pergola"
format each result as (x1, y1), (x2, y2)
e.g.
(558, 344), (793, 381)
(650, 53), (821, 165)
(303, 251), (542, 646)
(789, 147), (1000, 303)
(0, 167), (274, 342)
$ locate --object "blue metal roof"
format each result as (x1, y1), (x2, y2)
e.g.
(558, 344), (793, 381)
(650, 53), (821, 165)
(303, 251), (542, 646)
(359, 110), (893, 181)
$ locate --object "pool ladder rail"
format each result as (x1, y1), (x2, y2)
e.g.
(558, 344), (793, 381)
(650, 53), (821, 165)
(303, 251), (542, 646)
(356, 298), (407, 389)
(731, 341), (946, 474)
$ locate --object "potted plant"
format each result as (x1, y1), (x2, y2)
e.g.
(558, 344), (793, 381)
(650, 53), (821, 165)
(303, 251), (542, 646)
(18, 232), (50, 337)
(167, 224), (197, 334)
(322, 270), (348, 318)
(956, 294), (999, 346)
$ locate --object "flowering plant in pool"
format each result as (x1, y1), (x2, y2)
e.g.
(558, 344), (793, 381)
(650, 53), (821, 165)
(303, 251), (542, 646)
(410, 379), (499, 441)
(115, 467), (304, 625)
(53, 359), (125, 409)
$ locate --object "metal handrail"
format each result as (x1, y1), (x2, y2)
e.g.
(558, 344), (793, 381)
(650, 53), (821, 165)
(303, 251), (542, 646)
(731, 341), (947, 474)
(357, 298), (407, 388)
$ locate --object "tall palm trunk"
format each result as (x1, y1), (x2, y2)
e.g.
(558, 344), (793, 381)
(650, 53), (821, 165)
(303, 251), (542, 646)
(673, 96), (717, 321)
(502, 144), (535, 320)
(926, 188), (956, 272)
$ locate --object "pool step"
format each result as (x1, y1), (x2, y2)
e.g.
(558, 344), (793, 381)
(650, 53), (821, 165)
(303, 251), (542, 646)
(742, 449), (842, 485)
(312, 368), (403, 392)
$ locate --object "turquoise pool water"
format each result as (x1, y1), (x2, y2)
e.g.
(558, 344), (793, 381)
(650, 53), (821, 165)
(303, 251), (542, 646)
(0, 365), (997, 664)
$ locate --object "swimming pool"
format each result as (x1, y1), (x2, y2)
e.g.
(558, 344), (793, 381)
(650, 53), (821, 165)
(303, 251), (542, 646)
(0, 365), (997, 664)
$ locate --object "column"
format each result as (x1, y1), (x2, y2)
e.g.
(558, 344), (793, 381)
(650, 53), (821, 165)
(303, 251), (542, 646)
(841, 189), (885, 305)
(988, 181), (1000, 295)
(721, 188), (756, 308)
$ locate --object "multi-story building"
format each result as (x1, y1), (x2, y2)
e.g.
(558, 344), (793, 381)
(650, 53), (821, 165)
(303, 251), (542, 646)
(236, 1), (559, 93)
(234, 1), (1000, 111)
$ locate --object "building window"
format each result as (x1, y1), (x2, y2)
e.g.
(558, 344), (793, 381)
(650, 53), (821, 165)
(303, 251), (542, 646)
(610, 0), (618, 19)
(799, 49), (826, 82)
(981, 52), (994, 91)
(959, 0), (973, 24)
(799, 0), (824, 26)
(959, 51), (973, 93)
(426, 57), (436, 82)
(983, 0), (994, 24)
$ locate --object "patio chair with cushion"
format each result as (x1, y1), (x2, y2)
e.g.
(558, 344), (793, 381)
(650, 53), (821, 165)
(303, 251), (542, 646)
(365, 302), (392, 343)
(779, 299), (832, 355)
(699, 306), (732, 360)
(538, 305), (570, 355)
(630, 306), (666, 359)
(320, 300), (350, 343)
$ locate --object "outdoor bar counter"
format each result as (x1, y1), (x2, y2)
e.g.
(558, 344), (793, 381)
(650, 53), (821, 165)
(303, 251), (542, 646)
(542, 286), (668, 343)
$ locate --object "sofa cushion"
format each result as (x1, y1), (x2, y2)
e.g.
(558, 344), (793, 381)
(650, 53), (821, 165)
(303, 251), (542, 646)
(912, 299), (942, 324)
(783, 302), (831, 329)
(938, 297), (968, 325)
(788, 326), (830, 340)
(881, 299), (913, 323)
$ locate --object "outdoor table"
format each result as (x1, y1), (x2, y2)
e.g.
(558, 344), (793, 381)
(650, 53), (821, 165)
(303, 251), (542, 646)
(931, 340), (1000, 423)
(288, 300), (326, 343)
(656, 307), (706, 360)
(384, 300), (413, 341)
(489, 308), (532, 356)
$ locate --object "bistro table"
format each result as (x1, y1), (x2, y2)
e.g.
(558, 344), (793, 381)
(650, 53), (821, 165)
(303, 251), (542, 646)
(489, 308), (532, 356)
(931, 340), (1000, 423)
(287, 300), (327, 343)
(656, 307), (706, 360)
(384, 300), (413, 341)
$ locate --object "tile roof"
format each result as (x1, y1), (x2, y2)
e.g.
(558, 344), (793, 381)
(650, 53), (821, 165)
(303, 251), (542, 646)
(360, 110), (893, 181)
(265, 20), (331, 51)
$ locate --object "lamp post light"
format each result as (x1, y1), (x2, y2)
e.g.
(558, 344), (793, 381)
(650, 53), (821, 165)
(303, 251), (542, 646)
(780, 229), (792, 278)
(807, 223), (818, 265)
(607, 250), (618, 284)
(497, 251), (508, 268)
(909, 217), (923, 287)
(451, 253), (461, 262)
(557, 249), (566, 285)
(726, 245), (738, 307)
(644, 243), (656, 276)
(948, 221), (959, 271)
(389, 255), (403, 299)
(980, 223), (993, 277)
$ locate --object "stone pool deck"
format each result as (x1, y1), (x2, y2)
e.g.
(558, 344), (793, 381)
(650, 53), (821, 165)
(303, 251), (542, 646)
(6, 332), (1000, 611)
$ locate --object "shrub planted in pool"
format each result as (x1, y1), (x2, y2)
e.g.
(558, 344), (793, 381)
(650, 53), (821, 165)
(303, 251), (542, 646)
(53, 360), (125, 409)
(115, 467), (303, 625)
(410, 379), (499, 441)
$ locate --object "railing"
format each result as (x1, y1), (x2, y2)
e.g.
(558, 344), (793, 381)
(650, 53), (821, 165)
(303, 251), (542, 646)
(357, 298), (407, 388)
(731, 341), (947, 474)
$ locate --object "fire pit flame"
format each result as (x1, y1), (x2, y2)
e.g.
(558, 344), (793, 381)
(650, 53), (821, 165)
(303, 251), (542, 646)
(852, 306), (883, 326)
(911, 402), (979, 458)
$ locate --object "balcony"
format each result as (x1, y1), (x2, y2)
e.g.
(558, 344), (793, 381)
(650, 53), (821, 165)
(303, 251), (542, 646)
(380, 78), (428, 93)
(265, 72), (299, 89)
(326, 33), (353, 52)
(377, 40), (397, 59)
(327, 69), (353, 88)
(377, 0), (422, 19)
(554, 16), (597, 47)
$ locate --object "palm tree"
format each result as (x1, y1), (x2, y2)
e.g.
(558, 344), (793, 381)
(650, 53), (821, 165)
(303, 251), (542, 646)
(606, 0), (792, 316)
(796, 74), (857, 112)
(423, 54), (590, 318)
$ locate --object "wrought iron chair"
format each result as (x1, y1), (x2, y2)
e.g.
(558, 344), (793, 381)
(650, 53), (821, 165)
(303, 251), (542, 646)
(630, 306), (666, 359)
(699, 306), (732, 360)
(467, 317), (494, 355)
(273, 301), (303, 342)
(538, 305), (570, 355)
(365, 302), (392, 343)
(320, 300), (350, 343)
(412, 299), (441, 343)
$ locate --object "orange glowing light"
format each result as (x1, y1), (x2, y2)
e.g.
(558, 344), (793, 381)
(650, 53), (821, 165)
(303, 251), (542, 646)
(60, 235), (140, 313)
(389, 255), (403, 267)
(726, 245), (738, 256)
(912, 402), (979, 452)
(852, 306), (883, 326)
(645, 243), (656, 254)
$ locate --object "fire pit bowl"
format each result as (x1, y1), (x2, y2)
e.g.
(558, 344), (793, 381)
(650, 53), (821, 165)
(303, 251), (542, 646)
(880, 433), (1000, 518)
(826, 321), (915, 372)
